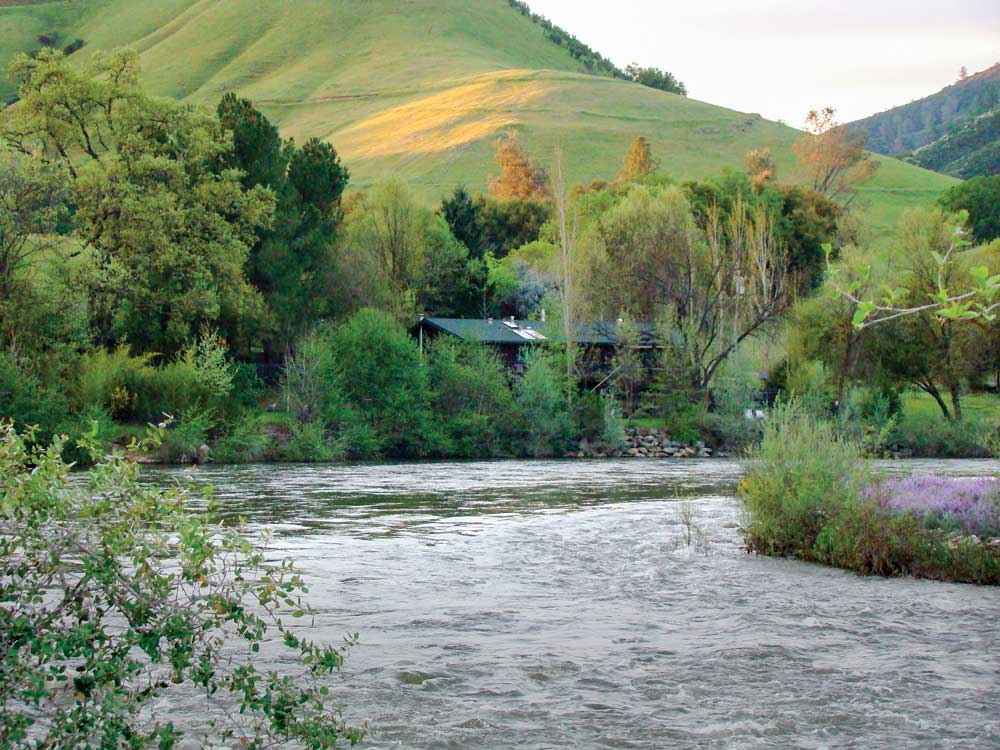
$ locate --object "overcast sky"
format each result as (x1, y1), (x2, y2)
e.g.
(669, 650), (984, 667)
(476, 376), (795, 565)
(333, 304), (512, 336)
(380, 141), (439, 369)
(526, 0), (1000, 125)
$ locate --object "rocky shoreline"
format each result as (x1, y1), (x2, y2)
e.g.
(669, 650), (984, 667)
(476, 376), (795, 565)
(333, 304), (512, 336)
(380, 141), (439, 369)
(570, 427), (732, 459)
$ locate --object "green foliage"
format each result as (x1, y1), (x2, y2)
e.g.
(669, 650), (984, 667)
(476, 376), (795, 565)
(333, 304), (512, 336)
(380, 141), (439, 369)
(624, 64), (687, 96)
(938, 175), (1000, 243)
(893, 413), (993, 458)
(476, 195), (552, 259)
(577, 391), (626, 452)
(741, 404), (870, 558)
(332, 309), (433, 457)
(0, 353), (70, 443)
(280, 420), (341, 463)
(0, 425), (363, 747)
(515, 350), (574, 457)
(425, 341), (516, 457)
(5, 49), (274, 357)
(213, 412), (273, 464)
(740, 404), (999, 583)
(219, 93), (349, 352)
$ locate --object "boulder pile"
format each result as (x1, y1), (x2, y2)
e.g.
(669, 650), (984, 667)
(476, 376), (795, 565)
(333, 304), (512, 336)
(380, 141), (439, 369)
(571, 427), (730, 459)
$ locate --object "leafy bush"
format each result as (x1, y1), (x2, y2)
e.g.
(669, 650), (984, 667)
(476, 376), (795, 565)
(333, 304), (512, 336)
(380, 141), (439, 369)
(894, 413), (993, 458)
(426, 341), (516, 458)
(515, 350), (574, 457)
(740, 404), (1000, 583)
(331, 309), (434, 457)
(0, 354), (71, 445)
(158, 409), (216, 464)
(741, 403), (870, 557)
(74, 346), (156, 421)
(0, 424), (363, 747)
(152, 331), (237, 421)
(212, 412), (273, 464)
(279, 420), (341, 463)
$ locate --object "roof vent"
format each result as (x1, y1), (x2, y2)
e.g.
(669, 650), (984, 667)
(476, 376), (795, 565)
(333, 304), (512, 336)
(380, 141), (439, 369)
(487, 317), (494, 325)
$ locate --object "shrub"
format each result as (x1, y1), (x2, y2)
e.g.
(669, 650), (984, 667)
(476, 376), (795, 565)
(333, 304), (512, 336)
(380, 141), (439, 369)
(740, 403), (1000, 583)
(894, 413), (992, 458)
(0, 424), (363, 747)
(212, 412), (273, 464)
(515, 350), (574, 457)
(74, 346), (156, 421)
(279, 420), (341, 463)
(426, 341), (516, 458)
(0, 354), (70, 445)
(741, 403), (870, 557)
(331, 309), (434, 457)
(158, 409), (216, 463)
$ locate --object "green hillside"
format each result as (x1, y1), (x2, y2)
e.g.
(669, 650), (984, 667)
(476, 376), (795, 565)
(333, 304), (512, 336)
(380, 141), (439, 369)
(908, 109), (1000, 178)
(1, 0), (955, 243)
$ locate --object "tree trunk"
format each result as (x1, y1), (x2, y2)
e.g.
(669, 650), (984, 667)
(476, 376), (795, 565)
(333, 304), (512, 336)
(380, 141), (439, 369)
(949, 382), (963, 422)
(920, 382), (953, 420)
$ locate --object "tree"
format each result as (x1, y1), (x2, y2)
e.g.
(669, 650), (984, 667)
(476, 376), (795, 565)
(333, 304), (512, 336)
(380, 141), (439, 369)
(618, 136), (658, 182)
(0, 424), (363, 748)
(343, 181), (427, 320)
(489, 132), (551, 200)
(218, 95), (349, 353)
(624, 64), (687, 96)
(745, 148), (776, 192)
(592, 186), (790, 394)
(0, 149), (72, 356)
(476, 195), (552, 258)
(330, 308), (434, 456)
(3, 49), (274, 357)
(938, 175), (1000, 245)
(439, 186), (485, 260)
(515, 350), (573, 457)
(793, 107), (879, 206)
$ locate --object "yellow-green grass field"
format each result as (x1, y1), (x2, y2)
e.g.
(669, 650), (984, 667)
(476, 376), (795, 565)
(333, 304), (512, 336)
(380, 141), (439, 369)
(1, 0), (957, 246)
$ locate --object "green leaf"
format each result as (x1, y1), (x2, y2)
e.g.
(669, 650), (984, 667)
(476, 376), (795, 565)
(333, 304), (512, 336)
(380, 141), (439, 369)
(852, 302), (876, 328)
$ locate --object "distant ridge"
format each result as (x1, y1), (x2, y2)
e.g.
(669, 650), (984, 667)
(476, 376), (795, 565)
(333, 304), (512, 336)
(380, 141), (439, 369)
(849, 63), (1000, 156)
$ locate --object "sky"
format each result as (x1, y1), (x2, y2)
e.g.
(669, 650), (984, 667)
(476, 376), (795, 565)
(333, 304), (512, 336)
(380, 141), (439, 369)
(525, 0), (1000, 126)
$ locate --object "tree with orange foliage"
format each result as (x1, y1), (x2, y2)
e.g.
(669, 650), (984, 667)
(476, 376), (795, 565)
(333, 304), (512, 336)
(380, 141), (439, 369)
(745, 147), (776, 192)
(489, 131), (551, 200)
(793, 107), (878, 206)
(617, 136), (659, 182)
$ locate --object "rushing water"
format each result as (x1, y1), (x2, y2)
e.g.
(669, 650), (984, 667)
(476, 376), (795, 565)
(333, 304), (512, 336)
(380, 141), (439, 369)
(148, 459), (1000, 749)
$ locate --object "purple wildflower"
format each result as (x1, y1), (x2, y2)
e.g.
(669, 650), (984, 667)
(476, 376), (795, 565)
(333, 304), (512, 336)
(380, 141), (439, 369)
(870, 475), (1000, 538)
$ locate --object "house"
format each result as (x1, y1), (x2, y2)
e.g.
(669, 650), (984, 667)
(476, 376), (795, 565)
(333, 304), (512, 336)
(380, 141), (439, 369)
(410, 316), (659, 377)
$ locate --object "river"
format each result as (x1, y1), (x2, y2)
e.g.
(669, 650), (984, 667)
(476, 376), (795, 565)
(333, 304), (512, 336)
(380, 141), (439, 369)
(148, 458), (1000, 749)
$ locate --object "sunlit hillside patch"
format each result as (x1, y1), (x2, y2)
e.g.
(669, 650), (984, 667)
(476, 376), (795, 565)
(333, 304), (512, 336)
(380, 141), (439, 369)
(334, 72), (553, 159)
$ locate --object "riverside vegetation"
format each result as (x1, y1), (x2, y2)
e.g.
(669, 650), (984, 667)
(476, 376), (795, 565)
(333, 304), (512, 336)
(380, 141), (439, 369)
(2, 48), (1000, 464)
(740, 404), (1000, 585)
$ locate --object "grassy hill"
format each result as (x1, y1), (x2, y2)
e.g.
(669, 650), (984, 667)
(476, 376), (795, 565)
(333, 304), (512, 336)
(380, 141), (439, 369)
(1, 0), (956, 245)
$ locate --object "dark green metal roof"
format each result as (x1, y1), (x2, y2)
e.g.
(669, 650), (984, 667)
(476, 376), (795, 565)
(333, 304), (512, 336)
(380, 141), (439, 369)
(413, 318), (658, 347)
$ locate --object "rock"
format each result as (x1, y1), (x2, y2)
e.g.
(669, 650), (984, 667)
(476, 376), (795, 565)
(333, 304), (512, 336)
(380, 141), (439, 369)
(197, 444), (211, 464)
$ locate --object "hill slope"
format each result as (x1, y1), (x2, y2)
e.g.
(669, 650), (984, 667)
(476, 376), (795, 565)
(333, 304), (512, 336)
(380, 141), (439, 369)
(1, 0), (955, 244)
(849, 63), (1000, 156)
(908, 108), (1000, 178)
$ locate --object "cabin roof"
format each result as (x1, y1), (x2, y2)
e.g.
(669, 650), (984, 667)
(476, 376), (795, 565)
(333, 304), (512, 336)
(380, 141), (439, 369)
(412, 318), (659, 346)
